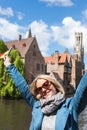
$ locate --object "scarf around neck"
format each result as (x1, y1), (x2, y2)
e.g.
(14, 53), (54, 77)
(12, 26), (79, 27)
(40, 92), (65, 115)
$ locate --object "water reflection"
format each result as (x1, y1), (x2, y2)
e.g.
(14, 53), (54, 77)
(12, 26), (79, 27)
(0, 99), (87, 130)
(0, 99), (31, 130)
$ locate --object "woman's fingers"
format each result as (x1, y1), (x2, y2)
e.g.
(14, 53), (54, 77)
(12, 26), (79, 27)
(4, 55), (11, 67)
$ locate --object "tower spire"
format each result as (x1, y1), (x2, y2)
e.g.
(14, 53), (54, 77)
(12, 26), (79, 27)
(28, 28), (32, 38)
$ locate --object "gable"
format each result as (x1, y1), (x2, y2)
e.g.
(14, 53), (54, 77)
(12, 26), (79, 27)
(5, 37), (35, 58)
(44, 52), (71, 65)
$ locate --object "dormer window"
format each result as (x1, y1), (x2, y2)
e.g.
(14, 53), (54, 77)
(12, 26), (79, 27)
(22, 43), (26, 47)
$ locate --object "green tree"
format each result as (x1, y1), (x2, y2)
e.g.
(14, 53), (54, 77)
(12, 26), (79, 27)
(0, 49), (25, 99)
(0, 39), (8, 53)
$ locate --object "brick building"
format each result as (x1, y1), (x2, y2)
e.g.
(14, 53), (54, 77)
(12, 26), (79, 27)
(44, 32), (84, 94)
(5, 29), (45, 83)
(44, 49), (72, 93)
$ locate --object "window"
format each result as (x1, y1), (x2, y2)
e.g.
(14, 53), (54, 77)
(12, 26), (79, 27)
(22, 43), (26, 47)
(36, 63), (40, 71)
(33, 45), (36, 48)
(42, 64), (43, 71)
(33, 51), (36, 56)
(64, 66), (68, 72)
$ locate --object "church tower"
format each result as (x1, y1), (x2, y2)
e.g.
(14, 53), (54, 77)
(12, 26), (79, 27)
(74, 32), (84, 69)
(71, 32), (85, 89)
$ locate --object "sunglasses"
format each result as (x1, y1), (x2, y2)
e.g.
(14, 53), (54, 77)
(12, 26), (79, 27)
(36, 80), (51, 94)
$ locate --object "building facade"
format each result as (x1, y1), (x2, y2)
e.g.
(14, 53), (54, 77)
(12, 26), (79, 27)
(72, 32), (84, 88)
(44, 32), (84, 94)
(5, 29), (46, 83)
(4, 31), (84, 94)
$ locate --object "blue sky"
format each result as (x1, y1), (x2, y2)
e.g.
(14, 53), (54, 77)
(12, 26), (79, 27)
(0, 0), (87, 68)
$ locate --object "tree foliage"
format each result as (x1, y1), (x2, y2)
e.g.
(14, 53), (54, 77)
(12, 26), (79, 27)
(0, 39), (8, 53)
(0, 48), (25, 99)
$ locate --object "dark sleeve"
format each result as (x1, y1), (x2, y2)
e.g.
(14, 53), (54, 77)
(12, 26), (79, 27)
(6, 64), (36, 108)
(71, 72), (87, 114)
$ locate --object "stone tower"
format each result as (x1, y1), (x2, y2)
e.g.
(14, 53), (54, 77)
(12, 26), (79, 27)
(74, 32), (84, 69)
(72, 32), (84, 88)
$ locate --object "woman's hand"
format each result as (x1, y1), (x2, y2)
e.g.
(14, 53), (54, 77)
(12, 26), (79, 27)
(4, 55), (11, 67)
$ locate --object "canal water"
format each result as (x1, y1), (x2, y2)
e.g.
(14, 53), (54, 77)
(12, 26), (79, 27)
(0, 99), (87, 130)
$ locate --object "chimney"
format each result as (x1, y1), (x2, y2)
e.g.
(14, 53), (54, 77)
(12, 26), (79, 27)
(19, 34), (22, 41)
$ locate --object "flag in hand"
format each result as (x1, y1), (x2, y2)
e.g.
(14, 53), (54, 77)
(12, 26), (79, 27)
(0, 50), (9, 59)
(0, 48), (12, 59)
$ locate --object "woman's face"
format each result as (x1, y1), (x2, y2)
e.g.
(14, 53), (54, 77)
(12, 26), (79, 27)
(36, 79), (57, 99)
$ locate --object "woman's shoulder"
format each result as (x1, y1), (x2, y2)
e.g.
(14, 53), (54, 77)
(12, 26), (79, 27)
(62, 97), (73, 108)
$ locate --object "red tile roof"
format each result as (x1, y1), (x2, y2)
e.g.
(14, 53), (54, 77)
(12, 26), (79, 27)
(44, 51), (71, 64)
(44, 56), (56, 64)
(5, 37), (35, 58)
(58, 53), (71, 63)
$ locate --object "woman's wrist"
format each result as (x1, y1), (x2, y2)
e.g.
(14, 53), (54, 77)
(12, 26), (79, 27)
(4, 55), (11, 67)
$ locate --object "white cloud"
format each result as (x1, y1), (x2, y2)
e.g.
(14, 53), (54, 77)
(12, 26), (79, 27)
(27, 20), (52, 55)
(51, 17), (87, 55)
(0, 6), (24, 20)
(27, 17), (87, 68)
(39, 0), (74, 6)
(26, 17), (87, 57)
(16, 12), (24, 20)
(1, 16), (87, 60)
(82, 9), (87, 19)
(0, 18), (26, 40)
(0, 6), (13, 16)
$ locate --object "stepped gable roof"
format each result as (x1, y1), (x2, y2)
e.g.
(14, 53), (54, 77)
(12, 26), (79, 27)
(58, 52), (71, 64)
(44, 56), (56, 64)
(5, 37), (34, 58)
(44, 50), (71, 64)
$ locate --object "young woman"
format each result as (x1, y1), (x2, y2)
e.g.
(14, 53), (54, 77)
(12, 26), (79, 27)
(4, 55), (87, 130)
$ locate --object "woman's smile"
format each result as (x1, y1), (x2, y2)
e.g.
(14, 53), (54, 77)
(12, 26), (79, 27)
(36, 79), (57, 99)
